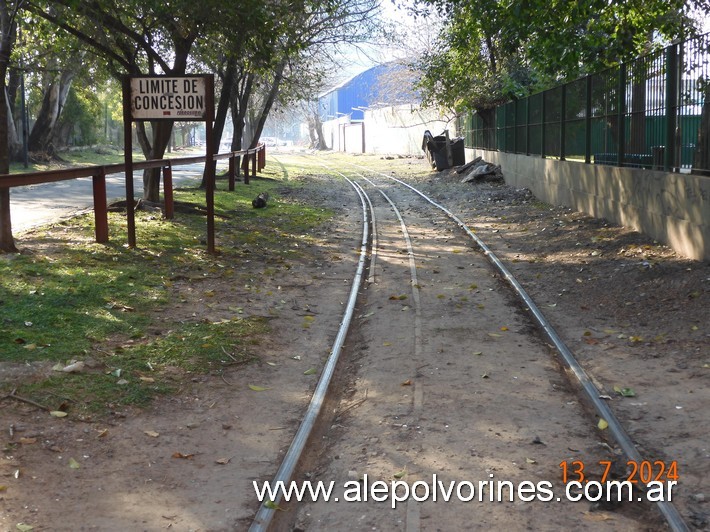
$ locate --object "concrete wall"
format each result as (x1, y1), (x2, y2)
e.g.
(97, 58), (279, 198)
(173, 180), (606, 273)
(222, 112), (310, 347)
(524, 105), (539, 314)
(468, 148), (710, 261)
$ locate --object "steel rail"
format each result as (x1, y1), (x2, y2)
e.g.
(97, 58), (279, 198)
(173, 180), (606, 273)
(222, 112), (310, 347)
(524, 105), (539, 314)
(249, 174), (370, 532)
(354, 164), (689, 532)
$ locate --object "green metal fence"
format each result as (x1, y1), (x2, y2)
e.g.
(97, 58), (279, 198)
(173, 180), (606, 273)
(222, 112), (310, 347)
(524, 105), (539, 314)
(461, 32), (710, 174)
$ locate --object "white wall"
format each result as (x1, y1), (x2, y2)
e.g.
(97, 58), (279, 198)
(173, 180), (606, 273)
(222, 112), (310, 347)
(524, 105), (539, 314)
(364, 105), (451, 156)
(320, 104), (453, 156)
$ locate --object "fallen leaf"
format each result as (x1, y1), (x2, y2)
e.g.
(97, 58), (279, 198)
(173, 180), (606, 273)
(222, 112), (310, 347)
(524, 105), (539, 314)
(598, 419), (609, 430)
(49, 411), (68, 418)
(481, 373), (489, 379)
(389, 295), (407, 300)
(583, 330), (592, 337)
(584, 512), (614, 522)
(62, 361), (85, 373)
(116, 378), (129, 385)
(139, 376), (155, 383)
(16, 524), (34, 532)
(266, 362), (278, 367)
(172, 452), (195, 459)
(383, 342), (392, 346)
(303, 368), (317, 376)
(500, 326), (509, 331)
(393, 469), (407, 479)
(291, 355), (301, 361)
(488, 333), (501, 338)
(401, 379), (412, 386)
(144, 431), (160, 438)
(23, 344), (37, 350)
(613, 386), (636, 397)
(68, 458), (80, 469)
(248, 384), (268, 391)
(264, 500), (284, 511)
(473, 351), (483, 356)
(19, 438), (37, 445)
(584, 337), (600, 345)
(111, 368), (122, 378)
(97, 429), (109, 438)
(526, 458), (537, 464)
(216, 457), (230, 465)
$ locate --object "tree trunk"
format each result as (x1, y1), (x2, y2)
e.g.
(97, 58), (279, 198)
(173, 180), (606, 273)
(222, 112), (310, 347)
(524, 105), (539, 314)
(314, 112), (326, 150)
(248, 61), (286, 149)
(143, 120), (173, 202)
(28, 65), (78, 153)
(200, 60), (236, 188)
(0, 1), (18, 252)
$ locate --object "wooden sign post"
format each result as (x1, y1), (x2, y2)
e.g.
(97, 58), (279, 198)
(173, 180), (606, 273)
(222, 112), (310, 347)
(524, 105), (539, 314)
(122, 74), (216, 252)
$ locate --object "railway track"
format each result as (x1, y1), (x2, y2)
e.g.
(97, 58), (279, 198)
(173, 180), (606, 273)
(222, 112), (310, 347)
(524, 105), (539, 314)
(251, 155), (690, 531)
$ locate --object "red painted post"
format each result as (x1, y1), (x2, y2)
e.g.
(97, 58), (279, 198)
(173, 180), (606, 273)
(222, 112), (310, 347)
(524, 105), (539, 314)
(228, 155), (235, 191)
(244, 152), (250, 185)
(163, 164), (174, 219)
(259, 145), (266, 171)
(92, 168), (109, 243)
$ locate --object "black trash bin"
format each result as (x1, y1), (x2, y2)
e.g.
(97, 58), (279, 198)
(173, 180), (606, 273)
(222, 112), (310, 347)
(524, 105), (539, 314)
(432, 135), (449, 171)
(451, 137), (465, 166)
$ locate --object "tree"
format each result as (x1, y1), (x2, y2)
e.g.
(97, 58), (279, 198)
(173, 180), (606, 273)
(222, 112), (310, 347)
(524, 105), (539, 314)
(413, 0), (700, 112)
(0, 0), (26, 252)
(31, 0), (273, 202)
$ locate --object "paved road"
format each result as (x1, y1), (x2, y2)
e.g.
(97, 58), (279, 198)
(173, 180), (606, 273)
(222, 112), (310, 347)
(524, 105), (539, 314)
(9, 161), (227, 233)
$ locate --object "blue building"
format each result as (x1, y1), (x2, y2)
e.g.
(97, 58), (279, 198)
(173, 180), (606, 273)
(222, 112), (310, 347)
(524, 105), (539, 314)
(319, 63), (417, 122)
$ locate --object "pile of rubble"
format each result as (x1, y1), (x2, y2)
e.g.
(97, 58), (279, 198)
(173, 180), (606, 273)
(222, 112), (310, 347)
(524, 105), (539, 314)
(457, 156), (504, 183)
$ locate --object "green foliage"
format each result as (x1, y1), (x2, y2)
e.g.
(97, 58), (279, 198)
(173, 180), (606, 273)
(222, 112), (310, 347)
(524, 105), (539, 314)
(414, 0), (700, 111)
(0, 161), (335, 415)
(59, 86), (102, 145)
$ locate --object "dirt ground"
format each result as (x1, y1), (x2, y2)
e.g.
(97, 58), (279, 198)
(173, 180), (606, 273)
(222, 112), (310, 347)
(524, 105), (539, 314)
(0, 151), (708, 531)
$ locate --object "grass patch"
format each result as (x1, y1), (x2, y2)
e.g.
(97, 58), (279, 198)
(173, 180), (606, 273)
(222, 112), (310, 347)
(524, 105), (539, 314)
(0, 159), (334, 416)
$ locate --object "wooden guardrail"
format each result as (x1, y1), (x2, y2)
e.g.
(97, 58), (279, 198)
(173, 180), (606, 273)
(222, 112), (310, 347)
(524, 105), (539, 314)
(0, 143), (266, 245)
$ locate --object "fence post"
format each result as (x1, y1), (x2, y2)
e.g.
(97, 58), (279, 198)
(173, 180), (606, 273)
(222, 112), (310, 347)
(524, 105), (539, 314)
(228, 155), (235, 191)
(526, 96), (531, 155)
(665, 43), (679, 172)
(617, 64), (627, 167)
(585, 75), (592, 164)
(560, 84), (567, 161)
(259, 145), (266, 171)
(244, 153), (250, 185)
(163, 164), (174, 220)
(541, 93), (546, 158)
(513, 100), (518, 154)
(92, 168), (109, 243)
(251, 151), (257, 178)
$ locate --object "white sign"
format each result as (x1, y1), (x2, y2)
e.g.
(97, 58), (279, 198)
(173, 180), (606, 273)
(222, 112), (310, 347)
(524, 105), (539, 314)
(129, 76), (208, 120)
